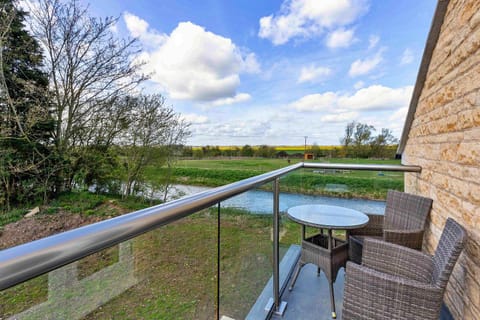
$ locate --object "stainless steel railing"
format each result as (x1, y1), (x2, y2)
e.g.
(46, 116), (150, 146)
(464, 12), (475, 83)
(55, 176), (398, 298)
(0, 162), (421, 315)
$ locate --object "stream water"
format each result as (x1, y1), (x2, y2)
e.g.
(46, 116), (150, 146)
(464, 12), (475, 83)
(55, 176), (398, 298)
(167, 184), (386, 215)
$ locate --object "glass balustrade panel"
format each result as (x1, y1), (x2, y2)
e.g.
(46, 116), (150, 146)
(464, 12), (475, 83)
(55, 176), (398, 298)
(0, 210), (217, 320)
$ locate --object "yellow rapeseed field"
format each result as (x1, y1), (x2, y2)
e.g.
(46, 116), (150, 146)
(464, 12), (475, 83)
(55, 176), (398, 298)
(191, 145), (338, 151)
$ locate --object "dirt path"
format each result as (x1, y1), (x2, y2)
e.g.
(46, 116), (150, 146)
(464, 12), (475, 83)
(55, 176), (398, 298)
(0, 211), (103, 250)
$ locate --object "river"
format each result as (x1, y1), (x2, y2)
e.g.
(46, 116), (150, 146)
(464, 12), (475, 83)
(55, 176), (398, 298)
(167, 184), (386, 215)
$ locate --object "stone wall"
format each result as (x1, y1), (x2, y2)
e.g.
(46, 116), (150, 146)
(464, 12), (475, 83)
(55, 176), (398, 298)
(403, 0), (480, 318)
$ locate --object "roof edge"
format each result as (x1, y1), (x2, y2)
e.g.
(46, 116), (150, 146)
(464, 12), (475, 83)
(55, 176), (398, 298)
(396, 0), (450, 156)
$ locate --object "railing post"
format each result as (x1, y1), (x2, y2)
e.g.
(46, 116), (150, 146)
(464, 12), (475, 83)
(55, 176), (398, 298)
(272, 178), (287, 315)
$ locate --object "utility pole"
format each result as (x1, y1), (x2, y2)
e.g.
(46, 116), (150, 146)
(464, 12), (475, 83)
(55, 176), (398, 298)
(304, 136), (308, 159)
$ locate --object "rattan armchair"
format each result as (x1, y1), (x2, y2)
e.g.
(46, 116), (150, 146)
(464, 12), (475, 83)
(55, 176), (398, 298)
(343, 218), (467, 320)
(349, 190), (433, 264)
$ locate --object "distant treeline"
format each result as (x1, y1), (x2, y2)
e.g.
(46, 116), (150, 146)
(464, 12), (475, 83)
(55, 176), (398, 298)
(182, 143), (398, 159)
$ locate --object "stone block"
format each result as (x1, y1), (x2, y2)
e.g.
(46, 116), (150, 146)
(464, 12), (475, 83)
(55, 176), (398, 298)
(437, 189), (462, 212)
(456, 109), (475, 130)
(460, 0), (480, 24)
(464, 90), (480, 107)
(463, 127), (480, 141)
(465, 275), (480, 308)
(467, 183), (480, 205)
(457, 142), (480, 166)
(464, 234), (480, 261)
(470, 7), (480, 29)
(446, 164), (480, 185)
(431, 172), (451, 189)
(440, 142), (460, 161)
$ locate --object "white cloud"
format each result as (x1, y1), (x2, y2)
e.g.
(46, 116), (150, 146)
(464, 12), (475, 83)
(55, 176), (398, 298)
(290, 85), (413, 112)
(338, 85), (413, 110)
(401, 48), (414, 65)
(124, 12), (148, 37)
(387, 106), (409, 134)
(210, 93), (252, 106)
(298, 65), (332, 83)
(368, 35), (380, 49)
(389, 107), (408, 122)
(123, 15), (259, 104)
(196, 120), (272, 138)
(290, 92), (338, 111)
(258, 0), (369, 45)
(326, 28), (356, 48)
(388, 107), (408, 127)
(354, 81), (365, 89)
(124, 12), (167, 47)
(321, 112), (359, 123)
(181, 113), (209, 124)
(348, 49), (384, 77)
(242, 52), (261, 74)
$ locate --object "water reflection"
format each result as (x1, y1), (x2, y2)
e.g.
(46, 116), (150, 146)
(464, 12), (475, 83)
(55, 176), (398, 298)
(169, 185), (386, 215)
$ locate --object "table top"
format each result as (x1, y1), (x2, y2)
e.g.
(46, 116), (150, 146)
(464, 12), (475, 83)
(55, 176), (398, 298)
(286, 204), (369, 229)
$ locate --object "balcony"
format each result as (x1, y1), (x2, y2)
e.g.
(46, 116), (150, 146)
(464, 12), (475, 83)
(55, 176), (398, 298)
(0, 163), (455, 319)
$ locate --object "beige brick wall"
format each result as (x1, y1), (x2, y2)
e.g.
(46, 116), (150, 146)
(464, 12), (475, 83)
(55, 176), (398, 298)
(403, 0), (480, 318)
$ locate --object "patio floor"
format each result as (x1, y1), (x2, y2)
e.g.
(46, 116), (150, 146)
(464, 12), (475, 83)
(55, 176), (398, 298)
(247, 244), (454, 320)
(271, 263), (345, 320)
(271, 262), (453, 320)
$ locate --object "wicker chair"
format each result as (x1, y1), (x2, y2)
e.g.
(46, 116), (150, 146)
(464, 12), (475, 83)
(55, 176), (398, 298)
(349, 190), (433, 264)
(343, 218), (467, 320)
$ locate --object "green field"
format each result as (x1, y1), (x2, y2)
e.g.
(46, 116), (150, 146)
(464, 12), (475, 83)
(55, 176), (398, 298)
(145, 158), (404, 200)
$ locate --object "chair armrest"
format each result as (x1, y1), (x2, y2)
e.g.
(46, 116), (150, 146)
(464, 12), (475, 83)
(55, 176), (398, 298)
(362, 238), (433, 283)
(383, 228), (424, 249)
(349, 214), (384, 237)
(343, 262), (443, 320)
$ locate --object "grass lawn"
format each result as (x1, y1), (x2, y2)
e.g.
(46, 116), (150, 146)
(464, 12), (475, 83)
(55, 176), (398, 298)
(145, 158), (404, 200)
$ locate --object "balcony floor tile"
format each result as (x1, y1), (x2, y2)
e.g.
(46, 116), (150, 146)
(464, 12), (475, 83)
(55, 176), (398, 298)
(272, 264), (345, 320)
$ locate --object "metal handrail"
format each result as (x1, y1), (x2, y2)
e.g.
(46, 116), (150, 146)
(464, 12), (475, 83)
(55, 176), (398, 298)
(303, 163), (421, 172)
(0, 162), (421, 293)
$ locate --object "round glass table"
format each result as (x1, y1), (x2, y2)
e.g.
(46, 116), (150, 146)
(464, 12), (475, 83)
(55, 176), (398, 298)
(287, 204), (369, 319)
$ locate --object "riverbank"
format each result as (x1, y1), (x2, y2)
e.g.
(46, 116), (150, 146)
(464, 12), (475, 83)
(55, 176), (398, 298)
(145, 158), (404, 201)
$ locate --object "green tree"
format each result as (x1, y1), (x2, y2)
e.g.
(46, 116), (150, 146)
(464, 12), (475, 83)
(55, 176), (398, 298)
(255, 145), (276, 158)
(353, 123), (375, 158)
(192, 148), (204, 159)
(370, 128), (398, 159)
(310, 143), (322, 158)
(340, 122), (398, 159)
(241, 145), (254, 157)
(0, 0), (57, 210)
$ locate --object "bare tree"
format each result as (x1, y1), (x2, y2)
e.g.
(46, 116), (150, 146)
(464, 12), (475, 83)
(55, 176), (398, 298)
(116, 94), (190, 198)
(27, 0), (147, 189)
(340, 121), (355, 157)
(158, 113), (190, 202)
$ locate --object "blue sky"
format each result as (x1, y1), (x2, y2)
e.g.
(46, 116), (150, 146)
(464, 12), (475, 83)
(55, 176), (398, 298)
(84, 0), (437, 146)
